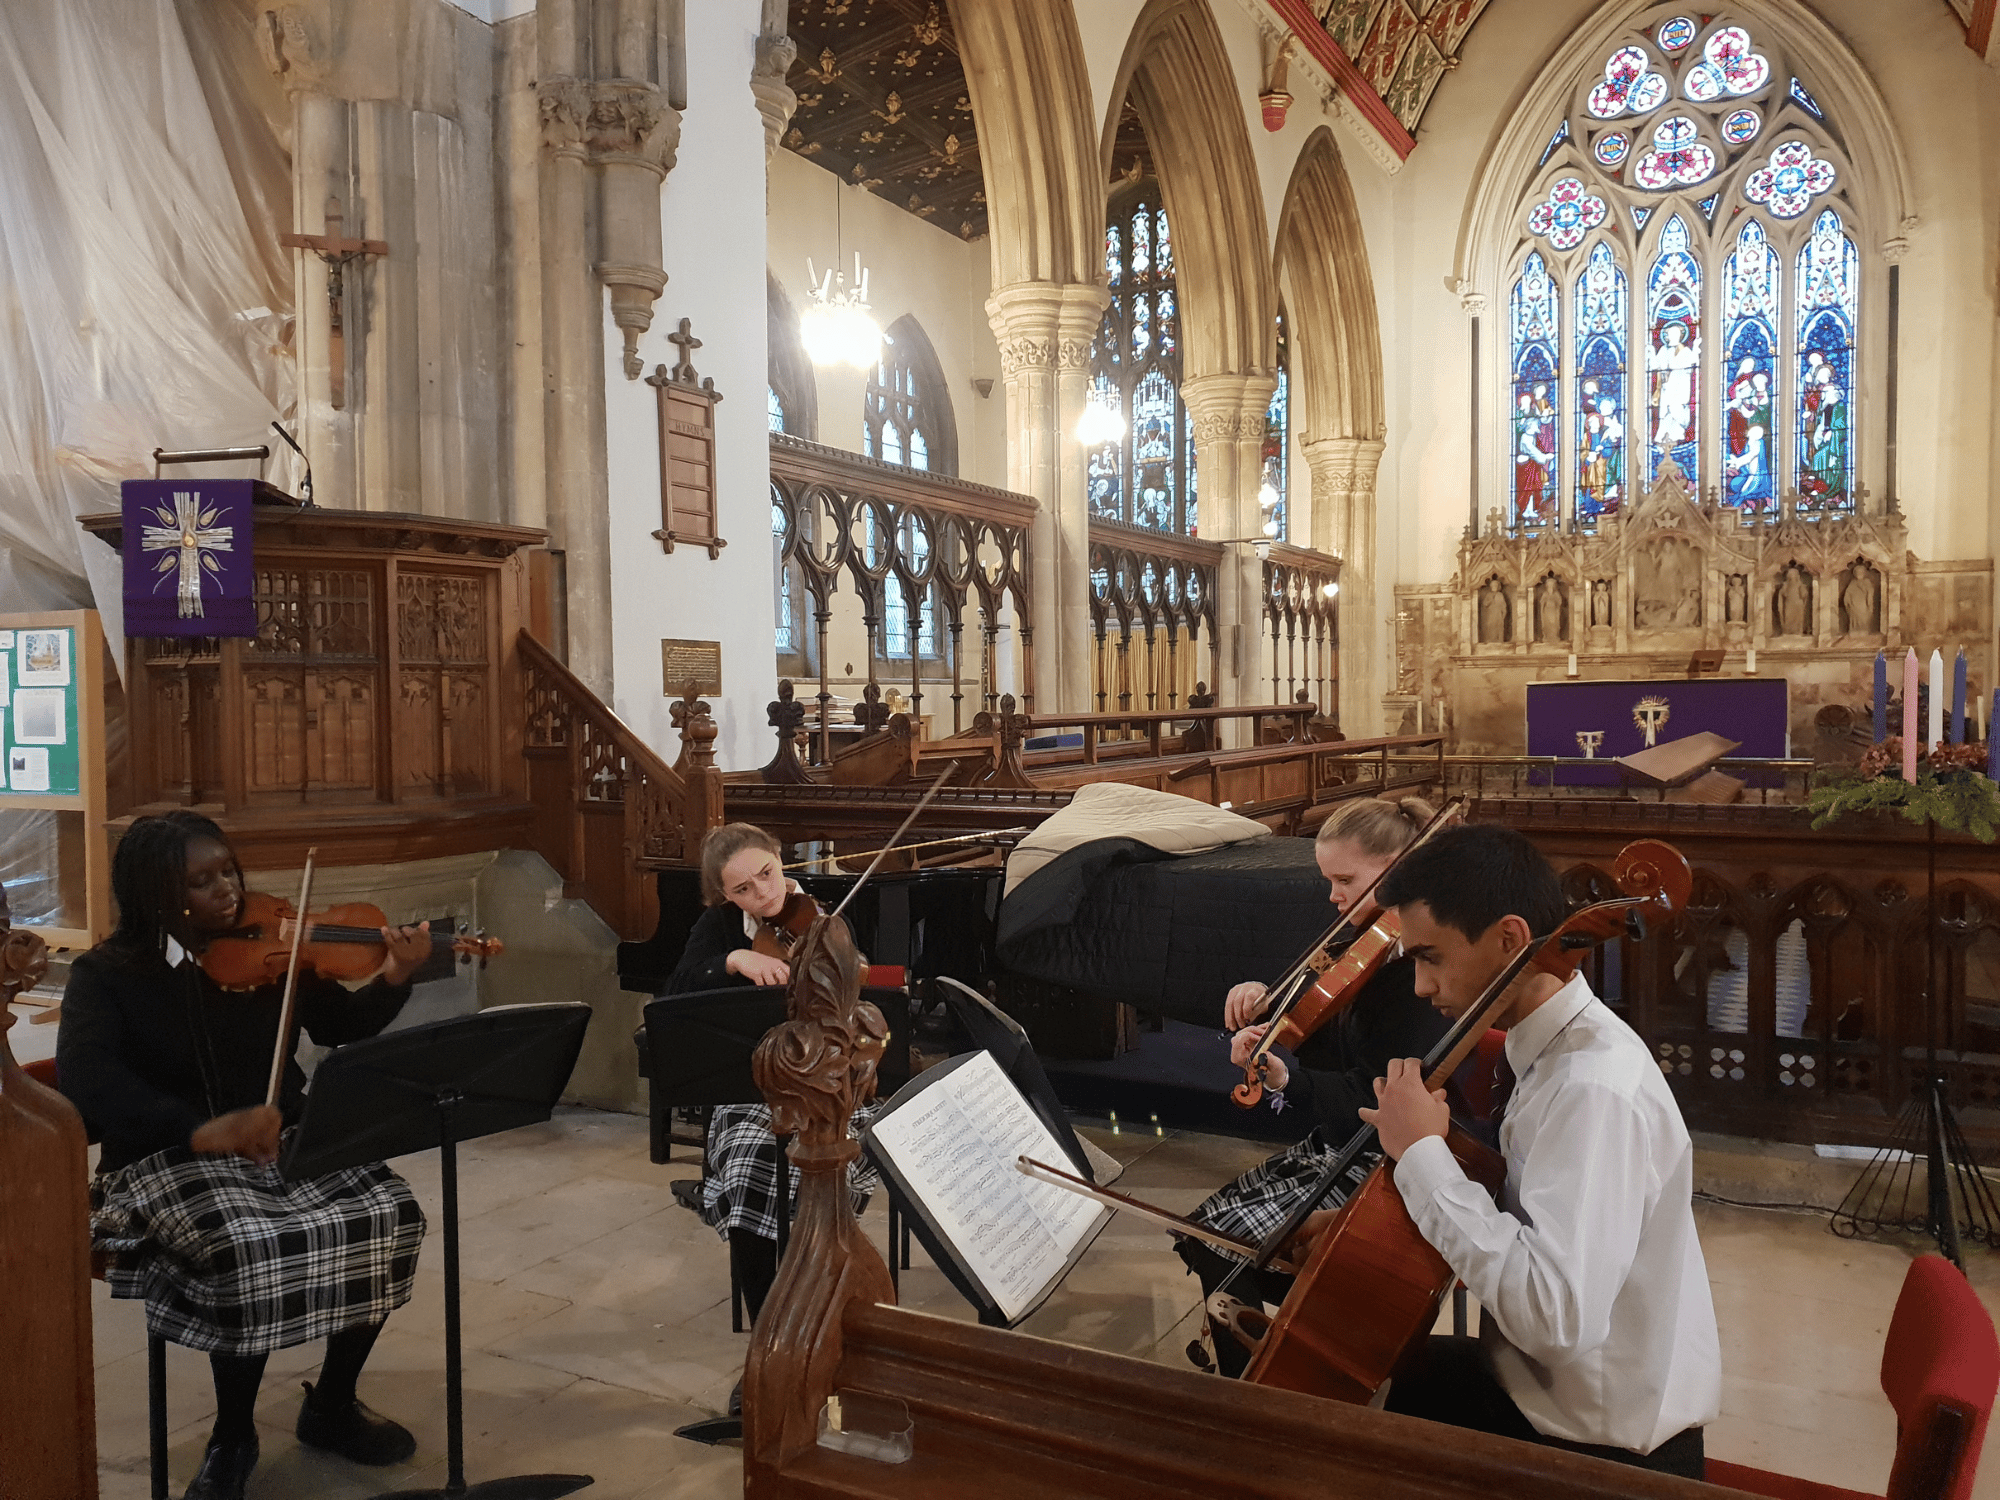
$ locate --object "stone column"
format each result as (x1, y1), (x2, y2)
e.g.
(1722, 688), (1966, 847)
(1302, 435), (1386, 734)
(1055, 283), (1110, 713)
(987, 282), (1081, 713)
(1184, 374), (1277, 719)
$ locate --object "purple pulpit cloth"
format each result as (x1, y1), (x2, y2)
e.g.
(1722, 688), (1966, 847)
(1525, 678), (1789, 786)
(120, 480), (257, 637)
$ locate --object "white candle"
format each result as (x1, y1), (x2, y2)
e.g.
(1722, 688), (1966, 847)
(1746, 648), (1757, 675)
(1567, 653), (1578, 677)
(1930, 649), (1946, 751)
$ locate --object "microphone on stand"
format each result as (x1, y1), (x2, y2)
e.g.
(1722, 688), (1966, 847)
(269, 420), (316, 507)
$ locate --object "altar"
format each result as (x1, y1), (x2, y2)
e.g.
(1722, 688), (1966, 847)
(1525, 676), (1788, 781)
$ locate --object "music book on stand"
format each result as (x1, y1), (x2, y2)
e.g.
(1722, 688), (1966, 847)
(863, 1049), (1112, 1328)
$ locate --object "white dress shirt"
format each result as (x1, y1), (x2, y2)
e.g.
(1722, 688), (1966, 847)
(1393, 972), (1721, 1454)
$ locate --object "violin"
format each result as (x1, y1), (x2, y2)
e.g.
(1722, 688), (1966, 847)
(751, 889), (825, 961)
(1231, 799), (1465, 1109)
(1229, 838), (1693, 1403)
(200, 890), (504, 992)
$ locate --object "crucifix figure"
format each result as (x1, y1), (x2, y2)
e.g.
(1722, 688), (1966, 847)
(280, 195), (388, 410)
(139, 492), (235, 619)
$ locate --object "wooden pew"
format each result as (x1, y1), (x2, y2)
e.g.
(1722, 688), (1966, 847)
(740, 911), (1736, 1500)
(0, 911), (97, 1499)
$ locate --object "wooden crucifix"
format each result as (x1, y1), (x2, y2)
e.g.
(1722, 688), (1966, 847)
(280, 195), (388, 410)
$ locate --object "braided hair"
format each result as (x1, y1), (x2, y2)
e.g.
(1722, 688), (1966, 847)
(103, 810), (242, 962)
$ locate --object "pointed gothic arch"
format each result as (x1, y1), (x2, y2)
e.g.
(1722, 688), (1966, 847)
(953, 0), (1102, 291)
(1101, 0), (1276, 384)
(1274, 127), (1385, 446)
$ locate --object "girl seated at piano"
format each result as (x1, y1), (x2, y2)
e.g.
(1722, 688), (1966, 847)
(57, 810), (432, 1500)
(1178, 796), (1451, 1377)
(664, 823), (882, 1369)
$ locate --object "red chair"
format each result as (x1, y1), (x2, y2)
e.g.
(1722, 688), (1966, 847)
(1708, 1254), (1999, 1500)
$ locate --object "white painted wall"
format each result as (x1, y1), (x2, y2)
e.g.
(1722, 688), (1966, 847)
(603, 0), (776, 772)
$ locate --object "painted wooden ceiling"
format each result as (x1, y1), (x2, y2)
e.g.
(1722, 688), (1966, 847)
(781, 0), (987, 240)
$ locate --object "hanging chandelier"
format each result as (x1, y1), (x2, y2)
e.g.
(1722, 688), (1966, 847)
(801, 253), (883, 369)
(1074, 393), (1125, 447)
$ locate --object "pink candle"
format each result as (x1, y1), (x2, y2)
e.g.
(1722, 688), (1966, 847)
(1903, 648), (1920, 781)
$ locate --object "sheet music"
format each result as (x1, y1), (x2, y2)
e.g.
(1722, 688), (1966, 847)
(869, 1050), (1108, 1322)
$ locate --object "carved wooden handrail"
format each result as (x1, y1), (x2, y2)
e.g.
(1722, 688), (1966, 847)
(517, 628), (721, 938)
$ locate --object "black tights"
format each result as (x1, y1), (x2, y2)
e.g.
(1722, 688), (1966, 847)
(730, 1229), (779, 1322)
(207, 1320), (386, 1442)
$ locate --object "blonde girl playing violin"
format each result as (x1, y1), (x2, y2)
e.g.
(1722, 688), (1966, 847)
(1179, 797), (1451, 1377)
(663, 824), (883, 1414)
(57, 810), (432, 1499)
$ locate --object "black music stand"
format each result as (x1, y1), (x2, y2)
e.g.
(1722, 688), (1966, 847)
(279, 1003), (594, 1500)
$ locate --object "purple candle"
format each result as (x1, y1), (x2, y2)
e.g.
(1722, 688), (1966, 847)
(1953, 648), (1968, 744)
(1873, 651), (1887, 743)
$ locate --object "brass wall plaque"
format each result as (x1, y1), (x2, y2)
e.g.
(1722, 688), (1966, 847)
(661, 638), (722, 696)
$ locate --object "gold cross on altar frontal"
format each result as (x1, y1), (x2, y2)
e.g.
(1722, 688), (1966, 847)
(280, 195), (388, 411)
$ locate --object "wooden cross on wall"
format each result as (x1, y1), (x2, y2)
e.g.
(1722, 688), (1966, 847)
(280, 195), (388, 411)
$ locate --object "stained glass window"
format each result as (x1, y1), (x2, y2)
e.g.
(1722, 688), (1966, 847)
(1573, 242), (1628, 526)
(1645, 216), (1701, 483)
(1504, 9), (1865, 527)
(773, 499), (793, 654)
(1795, 208), (1857, 509)
(1260, 311), (1289, 541)
(865, 353), (925, 468)
(1510, 252), (1560, 529)
(767, 387), (787, 434)
(1720, 219), (1780, 512)
(1088, 182), (1193, 533)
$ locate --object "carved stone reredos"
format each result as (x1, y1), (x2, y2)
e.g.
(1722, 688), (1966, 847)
(752, 915), (886, 1155)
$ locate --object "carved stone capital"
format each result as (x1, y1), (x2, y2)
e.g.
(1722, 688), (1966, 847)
(586, 81), (680, 175)
(538, 79), (594, 159)
(1449, 278), (1487, 317)
(751, 32), (800, 164)
(1181, 372), (1276, 449)
(1301, 434), (1387, 495)
(256, 1), (333, 92)
(985, 281), (1065, 377)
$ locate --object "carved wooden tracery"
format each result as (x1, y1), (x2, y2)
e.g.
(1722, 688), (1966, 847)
(1262, 545), (1341, 722)
(770, 434), (1034, 758)
(1086, 521), (1219, 715)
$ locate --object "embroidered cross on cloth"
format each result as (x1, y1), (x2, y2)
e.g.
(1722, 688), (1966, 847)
(120, 480), (258, 637)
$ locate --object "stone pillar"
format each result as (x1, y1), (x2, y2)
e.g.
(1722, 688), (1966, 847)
(533, 0), (682, 698)
(987, 280), (1100, 715)
(1302, 435), (1386, 734)
(1184, 373), (1277, 719)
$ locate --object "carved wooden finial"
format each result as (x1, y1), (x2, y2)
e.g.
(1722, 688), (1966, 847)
(670, 680), (716, 771)
(743, 914), (894, 1469)
(667, 317), (703, 384)
(759, 679), (814, 785)
(854, 681), (891, 736)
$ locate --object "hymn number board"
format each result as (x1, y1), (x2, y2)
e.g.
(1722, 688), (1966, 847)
(647, 318), (727, 559)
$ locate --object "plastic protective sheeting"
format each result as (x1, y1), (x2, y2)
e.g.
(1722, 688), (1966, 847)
(0, 0), (295, 910)
(0, 0), (298, 641)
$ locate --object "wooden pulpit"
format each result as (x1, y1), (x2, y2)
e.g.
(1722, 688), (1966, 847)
(80, 506), (547, 868)
(0, 909), (96, 1499)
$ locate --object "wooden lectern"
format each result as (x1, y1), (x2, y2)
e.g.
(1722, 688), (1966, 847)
(80, 506), (547, 869)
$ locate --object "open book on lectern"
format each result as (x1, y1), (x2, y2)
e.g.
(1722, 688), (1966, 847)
(862, 1049), (1113, 1327)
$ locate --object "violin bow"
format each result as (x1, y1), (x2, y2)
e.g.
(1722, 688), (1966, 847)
(263, 846), (319, 1109)
(828, 763), (956, 922)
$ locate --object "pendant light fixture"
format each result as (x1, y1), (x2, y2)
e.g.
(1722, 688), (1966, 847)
(801, 185), (883, 369)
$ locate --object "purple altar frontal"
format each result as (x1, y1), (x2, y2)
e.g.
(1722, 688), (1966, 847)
(1525, 678), (1789, 786)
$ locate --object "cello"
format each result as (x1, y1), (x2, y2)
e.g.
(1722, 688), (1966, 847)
(1231, 799), (1465, 1109)
(1227, 837), (1692, 1402)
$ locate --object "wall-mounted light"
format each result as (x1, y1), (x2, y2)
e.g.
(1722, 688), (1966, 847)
(1322, 580), (1339, 599)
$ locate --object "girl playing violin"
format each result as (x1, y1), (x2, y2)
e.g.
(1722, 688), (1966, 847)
(1179, 797), (1451, 1377)
(663, 824), (882, 1388)
(57, 811), (431, 1500)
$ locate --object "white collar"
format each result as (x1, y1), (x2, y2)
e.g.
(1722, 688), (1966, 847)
(1503, 970), (1595, 1076)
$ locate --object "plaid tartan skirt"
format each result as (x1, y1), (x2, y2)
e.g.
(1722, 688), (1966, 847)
(700, 1101), (882, 1241)
(1186, 1130), (1379, 1263)
(92, 1148), (425, 1356)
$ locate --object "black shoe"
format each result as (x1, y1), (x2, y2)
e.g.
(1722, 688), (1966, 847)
(727, 1379), (743, 1417)
(295, 1381), (417, 1465)
(184, 1433), (258, 1500)
(670, 1178), (704, 1213)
